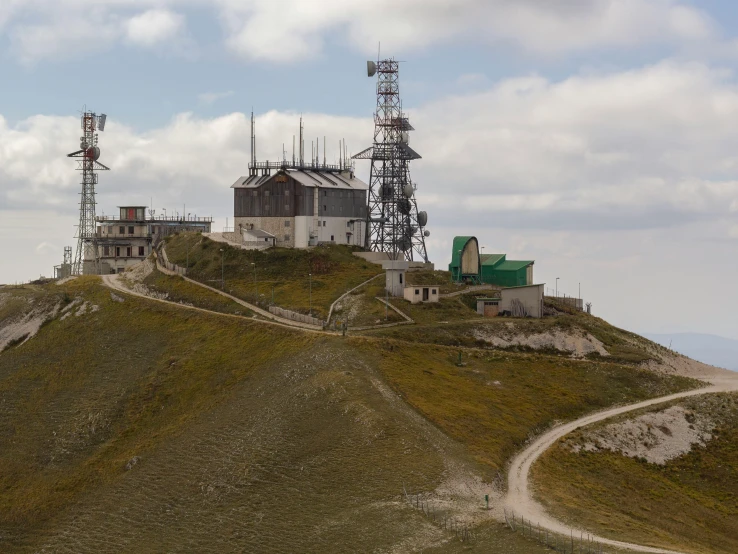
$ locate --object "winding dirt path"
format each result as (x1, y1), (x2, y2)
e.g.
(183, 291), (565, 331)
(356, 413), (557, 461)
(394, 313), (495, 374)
(504, 373), (738, 553)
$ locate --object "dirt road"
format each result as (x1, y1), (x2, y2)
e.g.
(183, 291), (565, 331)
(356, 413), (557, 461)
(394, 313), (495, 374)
(504, 373), (738, 553)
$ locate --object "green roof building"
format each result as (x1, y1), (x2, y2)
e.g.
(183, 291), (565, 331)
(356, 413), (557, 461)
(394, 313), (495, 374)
(449, 236), (534, 287)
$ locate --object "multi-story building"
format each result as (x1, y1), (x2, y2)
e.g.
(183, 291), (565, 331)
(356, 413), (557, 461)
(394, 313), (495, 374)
(92, 206), (212, 274)
(231, 166), (369, 249)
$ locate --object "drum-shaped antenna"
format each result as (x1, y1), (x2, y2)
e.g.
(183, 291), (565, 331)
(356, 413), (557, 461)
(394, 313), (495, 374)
(367, 61), (377, 77)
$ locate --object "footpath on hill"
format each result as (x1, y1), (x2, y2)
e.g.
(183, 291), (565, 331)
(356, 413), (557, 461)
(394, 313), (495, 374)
(504, 370), (738, 554)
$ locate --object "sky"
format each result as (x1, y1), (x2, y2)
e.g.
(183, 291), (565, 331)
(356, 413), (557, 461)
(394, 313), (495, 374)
(1, 0), (737, 341)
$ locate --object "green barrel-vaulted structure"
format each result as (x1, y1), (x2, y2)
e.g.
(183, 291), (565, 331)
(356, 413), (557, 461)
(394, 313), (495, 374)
(449, 236), (534, 287)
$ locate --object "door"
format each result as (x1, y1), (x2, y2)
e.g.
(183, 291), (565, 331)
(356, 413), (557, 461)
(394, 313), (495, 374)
(484, 302), (499, 317)
(422, 288), (429, 302)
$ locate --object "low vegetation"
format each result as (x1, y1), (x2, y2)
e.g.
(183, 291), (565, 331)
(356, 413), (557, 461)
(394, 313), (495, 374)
(163, 233), (380, 319)
(533, 394), (738, 554)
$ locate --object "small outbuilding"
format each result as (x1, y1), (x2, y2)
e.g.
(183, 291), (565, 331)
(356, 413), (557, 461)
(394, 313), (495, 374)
(382, 260), (409, 297)
(404, 285), (440, 304)
(477, 284), (545, 318)
(448, 236), (534, 287)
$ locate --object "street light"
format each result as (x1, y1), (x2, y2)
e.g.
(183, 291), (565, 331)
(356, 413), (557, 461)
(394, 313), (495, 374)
(220, 248), (224, 290)
(162, 208), (167, 219)
(251, 262), (257, 301)
(555, 277), (560, 297)
(309, 273), (312, 316)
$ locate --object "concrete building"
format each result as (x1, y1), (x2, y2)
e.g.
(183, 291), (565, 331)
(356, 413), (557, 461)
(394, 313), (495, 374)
(476, 284), (544, 318)
(93, 206), (212, 274)
(404, 285), (440, 304)
(449, 236), (534, 287)
(382, 260), (409, 297)
(231, 168), (368, 249)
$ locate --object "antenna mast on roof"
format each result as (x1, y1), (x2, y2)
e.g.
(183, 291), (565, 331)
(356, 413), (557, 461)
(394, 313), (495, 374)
(250, 110), (256, 175)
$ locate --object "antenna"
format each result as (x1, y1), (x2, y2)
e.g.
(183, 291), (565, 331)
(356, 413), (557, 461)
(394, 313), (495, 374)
(299, 116), (304, 165)
(293, 135), (295, 165)
(67, 109), (110, 275)
(250, 110), (256, 172)
(323, 136), (326, 166)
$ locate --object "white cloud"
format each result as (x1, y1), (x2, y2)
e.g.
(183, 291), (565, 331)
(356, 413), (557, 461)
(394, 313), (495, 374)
(198, 90), (235, 105)
(124, 9), (184, 47)
(0, 0), (727, 63)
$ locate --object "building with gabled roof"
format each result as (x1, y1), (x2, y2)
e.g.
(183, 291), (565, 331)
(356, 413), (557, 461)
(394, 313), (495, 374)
(449, 236), (535, 287)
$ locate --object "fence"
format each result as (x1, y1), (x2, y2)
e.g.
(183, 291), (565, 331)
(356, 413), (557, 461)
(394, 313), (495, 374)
(157, 247), (186, 276)
(403, 486), (476, 543)
(504, 509), (607, 554)
(268, 306), (324, 327)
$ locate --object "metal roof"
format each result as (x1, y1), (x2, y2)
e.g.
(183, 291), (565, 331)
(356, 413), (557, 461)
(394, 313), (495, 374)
(244, 228), (275, 238)
(450, 236), (478, 270)
(231, 170), (368, 191)
(480, 254), (506, 267)
(494, 260), (534, 272)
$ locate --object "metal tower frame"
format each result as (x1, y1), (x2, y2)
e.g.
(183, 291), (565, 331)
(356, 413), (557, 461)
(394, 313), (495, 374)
(353, 58), (429, 262)
(68, 111), (109, 275)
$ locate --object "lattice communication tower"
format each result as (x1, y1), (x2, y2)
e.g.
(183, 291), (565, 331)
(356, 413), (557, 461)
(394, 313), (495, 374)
(68, 111), (109, 275)
(353, 59), (429, 262)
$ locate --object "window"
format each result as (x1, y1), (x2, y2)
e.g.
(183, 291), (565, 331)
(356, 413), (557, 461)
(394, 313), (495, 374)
(324, 190), (327, 197)
(432, 289), (437, 295)
(347, 222), (351, 228)
(330, 235), (334, 241)
(126, 247), (132, 257)
(284, 234), (290, 241)
(138, 246), (145, 256)
(103, 246), (110, 256)
(128, 226), (134, 235)
(323, 205), (327, 212)
(115, 247), (121, 257)
(264, 190), (270, 196)
(252, 190), (258, 196)
(284, 220), (290, 227)
(415, 289), (420, 295)
(119, 226), (125, 234)
(323, 221), (327, 227)
(399, 273), (403, 284)
(285, 204), (290, 211)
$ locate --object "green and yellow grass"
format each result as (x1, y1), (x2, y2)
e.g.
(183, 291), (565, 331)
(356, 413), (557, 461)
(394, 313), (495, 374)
(533, 393), (738, 554)
(163, 233), (380, 319)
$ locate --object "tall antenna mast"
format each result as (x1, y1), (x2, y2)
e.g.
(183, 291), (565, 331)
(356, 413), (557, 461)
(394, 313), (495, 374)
(353, 58), (430, 262)
(68, 110), (109, 275)
(250, 110), (257, 174)
(299, 116), (304, 166)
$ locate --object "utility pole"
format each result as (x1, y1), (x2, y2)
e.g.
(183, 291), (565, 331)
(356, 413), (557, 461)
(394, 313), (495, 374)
(556, 277), (560, 297)
(220, 248), (224, 290)
(251, 262), (257, 300)
(309, 273), (312, 316)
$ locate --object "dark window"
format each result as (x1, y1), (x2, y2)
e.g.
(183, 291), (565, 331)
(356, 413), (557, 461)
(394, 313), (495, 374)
(330, 235), (334, 241)
(323, 221), (327, 227)
(115, 247), (120, 257)
(126, 247), (132, 257)
(138, 246), (145, 256)
(103, 246), (110, 256)
(284, 234), (290, 241)
(128, 226), (134, 235)
(432, 289), (437, 295)
(415, 289), (420, 294)
(119, 226), (124, 234)
(284, 220), (290, 227)
(399, 273), (403, 284)
(323, 205), (327, 212)
(324, 190), (327, 197)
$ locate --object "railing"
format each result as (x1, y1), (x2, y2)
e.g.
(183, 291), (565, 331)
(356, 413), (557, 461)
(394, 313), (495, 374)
(96, 215), (214, 222)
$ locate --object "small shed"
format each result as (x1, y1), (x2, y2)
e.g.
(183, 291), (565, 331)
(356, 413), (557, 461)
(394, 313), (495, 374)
(242, 228), (276, 247)
(476, 297), (501, 317)
(381, 260), (409, 297)
(500, 284), (544, 318)
(404, 285), (440, 304)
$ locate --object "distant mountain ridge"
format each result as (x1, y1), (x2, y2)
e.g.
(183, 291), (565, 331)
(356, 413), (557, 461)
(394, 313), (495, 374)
(644, 333), (738, 371)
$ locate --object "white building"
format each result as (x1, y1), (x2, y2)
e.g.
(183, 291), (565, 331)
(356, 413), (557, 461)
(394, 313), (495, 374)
(231, 168), (368, 249)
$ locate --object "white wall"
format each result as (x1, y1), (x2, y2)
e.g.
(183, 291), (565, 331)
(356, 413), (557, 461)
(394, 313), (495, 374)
(500, 284), (544, 318)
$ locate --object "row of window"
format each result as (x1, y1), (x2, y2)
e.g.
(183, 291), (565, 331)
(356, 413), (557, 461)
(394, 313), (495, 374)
(102, 246), (146, 257)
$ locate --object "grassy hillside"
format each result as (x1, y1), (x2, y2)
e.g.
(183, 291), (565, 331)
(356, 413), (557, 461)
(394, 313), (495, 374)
(0, 273), (712, 553)
(533, 394), (738, 554)
(163, 233), (380, 319)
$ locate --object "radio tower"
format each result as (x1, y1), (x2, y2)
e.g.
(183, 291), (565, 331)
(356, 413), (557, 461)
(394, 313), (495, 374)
(68, 110), (109, 275)
(353, 58), (430, 262)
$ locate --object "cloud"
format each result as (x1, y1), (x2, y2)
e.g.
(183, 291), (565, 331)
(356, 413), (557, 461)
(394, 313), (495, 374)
(0, 0), (726, 64)
(124, 9), (185, 47)
(198, 91), (235, 105)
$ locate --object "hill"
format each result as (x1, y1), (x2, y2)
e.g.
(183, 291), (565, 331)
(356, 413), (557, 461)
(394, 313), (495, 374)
(0, 260), (725, 553)
(645, 332), (738, 371)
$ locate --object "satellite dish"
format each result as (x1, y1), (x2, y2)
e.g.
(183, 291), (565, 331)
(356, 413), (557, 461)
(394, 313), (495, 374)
(403, 184), (414, 198)
(367, 61), (377, 77)
(417, 211), (428, 227)
(424, 230), (430, 237)
(397, 198), (411, 215)
(86, 146), (101, 161)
